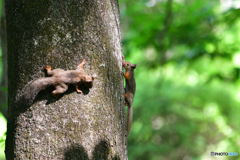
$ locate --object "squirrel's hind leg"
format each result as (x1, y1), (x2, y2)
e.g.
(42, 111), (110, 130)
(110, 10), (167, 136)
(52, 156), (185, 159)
(52, 83), (68, 96)
(125, 92), (132, 107)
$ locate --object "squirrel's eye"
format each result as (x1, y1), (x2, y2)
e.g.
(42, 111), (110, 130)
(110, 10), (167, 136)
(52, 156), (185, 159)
(127, 64), (129, 66)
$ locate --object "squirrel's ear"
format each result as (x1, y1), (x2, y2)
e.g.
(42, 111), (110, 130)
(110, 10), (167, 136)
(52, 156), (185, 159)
(132, 64), (137, 69)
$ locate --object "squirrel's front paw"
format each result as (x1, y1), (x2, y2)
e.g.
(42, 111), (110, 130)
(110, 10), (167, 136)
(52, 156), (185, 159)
(75, 85), (83, 94)
(76, 89), (83, 94)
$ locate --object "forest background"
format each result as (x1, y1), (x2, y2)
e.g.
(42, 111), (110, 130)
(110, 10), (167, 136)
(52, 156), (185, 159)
(1, 0), (240, 159)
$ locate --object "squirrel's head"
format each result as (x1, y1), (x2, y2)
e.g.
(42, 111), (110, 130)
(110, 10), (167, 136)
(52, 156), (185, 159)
(84, 77), (95, 88)
(123, 61), (137, 71)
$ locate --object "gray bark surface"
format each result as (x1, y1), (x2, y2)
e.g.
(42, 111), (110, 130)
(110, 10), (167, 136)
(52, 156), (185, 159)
(5, 0), (127, 159)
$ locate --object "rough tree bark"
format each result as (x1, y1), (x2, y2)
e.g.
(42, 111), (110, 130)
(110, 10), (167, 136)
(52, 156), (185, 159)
(5, 0), (127, 159)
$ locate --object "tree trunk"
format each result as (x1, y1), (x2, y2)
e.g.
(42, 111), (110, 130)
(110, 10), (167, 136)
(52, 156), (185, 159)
(5, 0), (127, 159)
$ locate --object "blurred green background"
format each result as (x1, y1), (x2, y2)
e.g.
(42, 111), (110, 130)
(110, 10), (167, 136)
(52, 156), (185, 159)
(120, 0), (240, 159)
(1, 0), (240, 159)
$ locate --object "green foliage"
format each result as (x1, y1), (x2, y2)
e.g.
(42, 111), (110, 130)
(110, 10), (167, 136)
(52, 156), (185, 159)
(120, 0), (240, 159)
(0, 47), (2, 79)
(0, 113), (6, 160)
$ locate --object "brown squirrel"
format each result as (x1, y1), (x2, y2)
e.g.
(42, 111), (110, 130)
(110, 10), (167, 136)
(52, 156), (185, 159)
(23, 59), (94, 104)
(122, 55), (137, 135)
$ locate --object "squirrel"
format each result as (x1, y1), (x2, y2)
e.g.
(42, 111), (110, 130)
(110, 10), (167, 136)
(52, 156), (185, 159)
(23, 59), (94, 104)
(122, 55), (137, 136)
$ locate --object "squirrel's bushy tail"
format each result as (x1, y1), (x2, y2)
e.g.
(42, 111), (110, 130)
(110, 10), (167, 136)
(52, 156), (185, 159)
(127, 105), (133, 136)
(23, 77), (55, 105)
